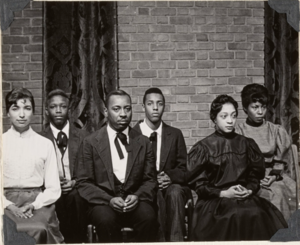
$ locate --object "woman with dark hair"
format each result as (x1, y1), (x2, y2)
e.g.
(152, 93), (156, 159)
(235, 83), (296, 221)
(187, 94), (287, 241)
(3, 88), (63, 243)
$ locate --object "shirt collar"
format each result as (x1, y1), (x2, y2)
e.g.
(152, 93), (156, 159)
(141, 119), (162, 136)
(10, 126), (34, 138)
(50, 121), (70, 139)
(107, 124), (129, 142)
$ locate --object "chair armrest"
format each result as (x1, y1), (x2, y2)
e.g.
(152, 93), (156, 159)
(292, 144), (300, 209)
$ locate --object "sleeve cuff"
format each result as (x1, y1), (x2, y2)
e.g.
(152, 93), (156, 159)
(269, 170), (283, 181)
(31, 201), (41, 210)
(4, 199), (14, 209)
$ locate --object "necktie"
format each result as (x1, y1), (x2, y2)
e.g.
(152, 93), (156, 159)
(56, 131), (68, 155)
(115, 132), (128, 159)
(56, 131), (68, 178)
(149, 132), (157, 161)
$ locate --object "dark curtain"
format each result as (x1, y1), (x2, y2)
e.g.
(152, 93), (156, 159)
(43, 2), (118, 133)
(264, 2), (299, 147)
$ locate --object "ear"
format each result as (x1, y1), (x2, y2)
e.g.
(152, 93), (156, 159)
(142, 104), (145, 111)
(243, 107), (248, 114)
(45, 107), (49, 116)
(104, 107), (108, 117)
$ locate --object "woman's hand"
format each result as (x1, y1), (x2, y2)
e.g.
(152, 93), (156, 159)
(7, 204), (34, 219)
(260, 175), (276, 187)
(220, 185), (252, 199)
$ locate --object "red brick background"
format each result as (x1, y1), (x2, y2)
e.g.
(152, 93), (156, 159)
(2, 1), (265, 149)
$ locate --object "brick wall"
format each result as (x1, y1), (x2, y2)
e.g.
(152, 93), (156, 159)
(2, 1), (43, 132)
(1, 1), (265, 149)
(118, 1), (265, 149)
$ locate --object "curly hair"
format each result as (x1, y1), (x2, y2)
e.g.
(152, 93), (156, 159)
(210, 94), (238, 122)
(241, 83), (269, 109)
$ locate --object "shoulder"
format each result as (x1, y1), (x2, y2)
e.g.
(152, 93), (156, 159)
(265, 121), (287, 134)
(70, 125), (90, 138)
(163, 122), (183, 137)
(130, 127), (150, 143)
(132, 120), (142, 131)
(33, 130), (54, 146)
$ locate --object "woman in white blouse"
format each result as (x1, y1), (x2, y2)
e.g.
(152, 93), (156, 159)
(3, 88), (63, 243)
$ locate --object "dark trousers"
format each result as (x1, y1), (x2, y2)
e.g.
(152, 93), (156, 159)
(55, 188), (87, 243)
(88, 201), (158, 243)
(157, 184), (189, 242)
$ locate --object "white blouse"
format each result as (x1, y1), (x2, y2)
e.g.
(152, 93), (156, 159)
(3, 127), (61, 209)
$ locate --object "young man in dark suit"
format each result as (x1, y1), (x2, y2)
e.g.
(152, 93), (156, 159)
(133, 87), (189, 242)
(76, 90), (158, 243)
(40, 89), (89, 243)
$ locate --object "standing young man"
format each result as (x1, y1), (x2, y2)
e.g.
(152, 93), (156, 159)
(40, 89), (89, 243)
(76, 90), (158, 242)
(133, 87), (189, 242)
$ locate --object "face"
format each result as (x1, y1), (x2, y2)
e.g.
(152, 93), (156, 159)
(105, 95), (132, 132)
(46, 95), (69, 129)
(215, 103), (237, 133)
(245, 101), (267, 123)
(143, 93), (165, 124)
(8, 98), (33, 133)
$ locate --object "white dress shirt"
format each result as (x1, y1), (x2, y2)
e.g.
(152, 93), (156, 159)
(50, 121), (71, 181)
(3, 127), (61, 209)
(107, 125), (129, 183)
(140, 120), (162, 171)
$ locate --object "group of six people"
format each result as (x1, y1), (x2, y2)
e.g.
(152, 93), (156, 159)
(3, 83), (296, 243)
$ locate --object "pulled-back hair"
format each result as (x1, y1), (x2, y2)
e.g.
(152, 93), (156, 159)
(105, 90), (131, 107)
(143, 87), (165, 104)
(210, 94), (238, 122)
(46, 89), (69, 107)
(5, 87), (35, 113)
(241, 83), (269, 109)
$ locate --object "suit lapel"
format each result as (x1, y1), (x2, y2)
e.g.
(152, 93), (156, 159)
(68, 126), (81, 178)
(94, 127), (115, 191)
(124, 130), (142, 184)
(160, 123), (173, 171)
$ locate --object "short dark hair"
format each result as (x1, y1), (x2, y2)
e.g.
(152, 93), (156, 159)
(46, 89), (69, 107)
(143, 87), (165, 104)
(105, 90), (131, 107)
(210, 94), (238, 122)
(241, 83), (269, 109)
(5, 87), (35, 113)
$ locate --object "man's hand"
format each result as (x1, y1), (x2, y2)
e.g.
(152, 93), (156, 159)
(61, 180), (76, 194)
(124, 195), (138, 212)
(260, 175), (276, 187)
(110, 197), (125, 213)
(7, 204), (34, 219)
(220, 185), (252, 199)
(157, 171), (172, 190)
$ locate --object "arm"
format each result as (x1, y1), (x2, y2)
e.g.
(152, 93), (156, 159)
(246, 138), (265, 194)
(187, 144), (221, 199)
(270, 126), (293, 180)
(32, 142), (61, 209)
(76, 138), (114, 205)
(164, 130), (187, 184)
(133, 139), (158, 202)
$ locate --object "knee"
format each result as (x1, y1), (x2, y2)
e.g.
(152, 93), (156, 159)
(165, 184), (184, 200)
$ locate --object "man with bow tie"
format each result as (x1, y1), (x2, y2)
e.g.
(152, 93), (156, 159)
(76, 90), (158, 242)
(40, 89), (89, 243)
(133, 87), (189, 242)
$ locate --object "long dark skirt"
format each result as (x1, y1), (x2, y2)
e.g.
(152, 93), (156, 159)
(4, 189), (64, 244)
(191, 195), (288, 241)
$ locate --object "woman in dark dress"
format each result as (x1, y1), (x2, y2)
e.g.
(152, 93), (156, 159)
(187, 95), (287, 241)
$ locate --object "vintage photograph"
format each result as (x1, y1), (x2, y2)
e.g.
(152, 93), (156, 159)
(1, 0), (299, 243)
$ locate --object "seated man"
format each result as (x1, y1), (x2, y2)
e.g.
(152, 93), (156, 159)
(133, 87), (189, 241)
(40, 89), (89, 243)
(76, 90), (158, 243)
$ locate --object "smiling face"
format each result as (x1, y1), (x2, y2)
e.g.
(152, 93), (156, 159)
(46, 95), (69, 130)
(215, 103), (237, 133)
(245, 101), (267, 124)
(105, 95), (132, 132)
(143, 93), (165, 125)
(8, 98), (33, 133)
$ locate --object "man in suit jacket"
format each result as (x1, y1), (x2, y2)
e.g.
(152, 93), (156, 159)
(40, 89), (89, 243)
(76, 90), (158, 243)
(133, 87), (189, 242)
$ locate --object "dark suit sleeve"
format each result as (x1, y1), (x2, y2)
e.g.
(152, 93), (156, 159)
(133, 139), (158, 202)
(164, 130), (187, 184)
(76, 138), (114, 205)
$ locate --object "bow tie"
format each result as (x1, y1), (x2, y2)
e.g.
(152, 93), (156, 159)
(56, 131), (68, 148)
(115, 132), (128, 159)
